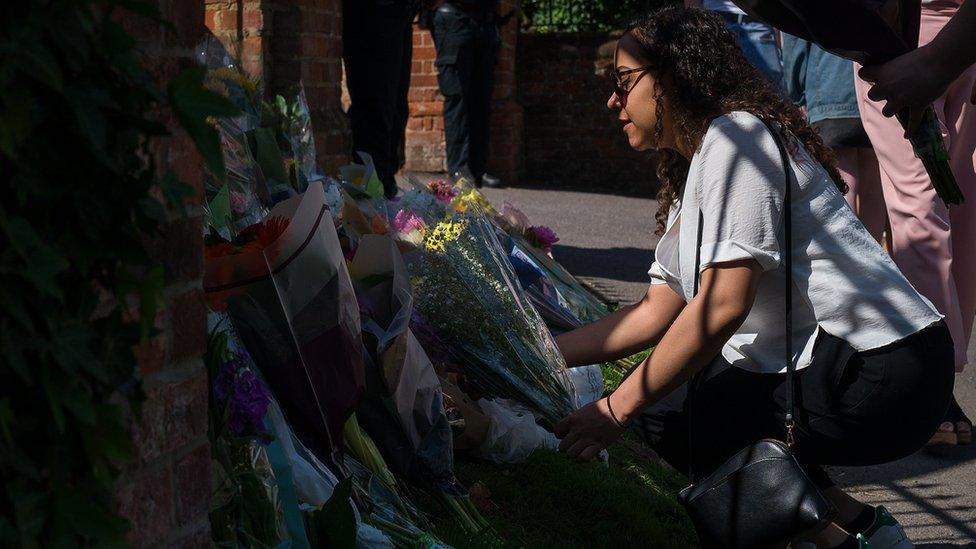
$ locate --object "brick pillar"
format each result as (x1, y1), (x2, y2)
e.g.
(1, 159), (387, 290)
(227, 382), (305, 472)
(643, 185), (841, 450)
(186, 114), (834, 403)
(488, 0), (523, 184)
(114, 2), (211, 547)
(405, 27), (445, 172)
(205, 0), (350, 175)
(405, 1), (524, 183)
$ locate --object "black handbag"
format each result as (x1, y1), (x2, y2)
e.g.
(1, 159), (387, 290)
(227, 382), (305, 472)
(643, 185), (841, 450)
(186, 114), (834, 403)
(676, 119), (836, 548)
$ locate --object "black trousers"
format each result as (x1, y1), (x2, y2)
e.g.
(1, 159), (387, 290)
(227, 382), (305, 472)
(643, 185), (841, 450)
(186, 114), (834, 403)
(343, 0), (415, 198)
(431, 5), (499, 177)
(634, 323), (955, 488)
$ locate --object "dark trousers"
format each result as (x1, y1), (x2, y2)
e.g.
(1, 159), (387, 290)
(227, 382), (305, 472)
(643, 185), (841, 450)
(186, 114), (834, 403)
(634, 323), (955, 488)
(343, 0), (414, 198)
(431, 5), (499, 177)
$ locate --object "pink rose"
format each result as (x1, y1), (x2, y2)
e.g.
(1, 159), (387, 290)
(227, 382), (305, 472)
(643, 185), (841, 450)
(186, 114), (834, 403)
(428, 179), (457, 202)
(393, 209), (426, 234)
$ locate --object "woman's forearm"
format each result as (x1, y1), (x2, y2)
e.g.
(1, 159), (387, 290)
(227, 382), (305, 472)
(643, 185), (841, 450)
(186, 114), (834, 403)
(556, 283), (686, 367)
(610, 262), (762, 424)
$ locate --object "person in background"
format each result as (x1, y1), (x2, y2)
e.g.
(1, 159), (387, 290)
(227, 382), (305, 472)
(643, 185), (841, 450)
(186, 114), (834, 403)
(428, 0), (504, 188)
(782, 35), (887, 244)
(854, 0), (975, 447)
(685, 0), (784, 90)
(343, 0), (417, 199)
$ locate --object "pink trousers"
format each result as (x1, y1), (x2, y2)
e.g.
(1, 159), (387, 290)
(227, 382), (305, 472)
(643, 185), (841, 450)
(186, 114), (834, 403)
(854, 1), (976, 370)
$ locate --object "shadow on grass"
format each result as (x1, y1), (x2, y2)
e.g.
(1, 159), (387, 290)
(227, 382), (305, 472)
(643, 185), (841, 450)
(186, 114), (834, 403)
(441, 443), (694, 548)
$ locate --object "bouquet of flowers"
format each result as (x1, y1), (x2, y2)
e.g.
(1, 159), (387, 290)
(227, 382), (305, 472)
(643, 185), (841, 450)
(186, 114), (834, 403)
(403, 207), (576, 427)
(206, 323), (300, 548)
(348, 235), (493, 537)
(204, 184), (365, 472)
(734, 0), (963, 204)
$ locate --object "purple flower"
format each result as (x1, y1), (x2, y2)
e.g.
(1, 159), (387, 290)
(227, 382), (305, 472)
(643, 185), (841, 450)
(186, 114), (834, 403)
(525, 225), (560, 251)
(213, 349), (270, 436)
(227, 369), (270, 436)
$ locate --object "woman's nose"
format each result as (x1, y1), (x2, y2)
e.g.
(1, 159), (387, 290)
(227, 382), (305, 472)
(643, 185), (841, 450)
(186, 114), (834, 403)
(607, 91), (622, 110)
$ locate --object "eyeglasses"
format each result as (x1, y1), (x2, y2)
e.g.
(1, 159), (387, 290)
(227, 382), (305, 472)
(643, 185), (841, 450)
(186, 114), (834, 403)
(609, 66), (653, 100)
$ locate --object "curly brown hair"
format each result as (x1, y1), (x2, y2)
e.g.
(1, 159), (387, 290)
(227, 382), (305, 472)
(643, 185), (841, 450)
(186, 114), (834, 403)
(625, 6), (847, 235)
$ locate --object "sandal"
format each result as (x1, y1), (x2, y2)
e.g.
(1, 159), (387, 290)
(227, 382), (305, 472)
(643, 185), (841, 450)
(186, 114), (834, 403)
(948, 397), (972, 445)
(956, 421), (973, 445)
(927, 421), (958, 447)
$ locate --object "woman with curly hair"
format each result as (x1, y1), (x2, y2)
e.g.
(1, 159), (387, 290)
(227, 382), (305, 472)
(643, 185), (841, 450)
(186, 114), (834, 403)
(553, 6), (954, 548)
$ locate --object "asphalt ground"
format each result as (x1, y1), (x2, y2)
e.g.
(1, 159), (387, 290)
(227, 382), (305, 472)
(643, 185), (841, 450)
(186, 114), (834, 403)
(472, 183), (976, 547)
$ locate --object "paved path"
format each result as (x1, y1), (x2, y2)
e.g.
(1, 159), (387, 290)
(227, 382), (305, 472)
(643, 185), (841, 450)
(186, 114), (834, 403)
(477, 184), (976, 547)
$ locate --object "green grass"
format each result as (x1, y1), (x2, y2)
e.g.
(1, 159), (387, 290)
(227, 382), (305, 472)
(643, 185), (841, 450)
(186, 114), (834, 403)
(433, 440), (696, 548)
(601, 349), (651, 393)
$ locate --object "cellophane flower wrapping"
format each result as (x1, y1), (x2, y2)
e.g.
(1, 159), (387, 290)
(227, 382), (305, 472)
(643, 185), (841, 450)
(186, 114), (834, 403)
(198, 37), (274, 239)
(206, 317), (292, 548)
(204, 184), (365, 472)
(502, 232), (583, 334)
(399, 204), (576, 427)
(348, 235), (461, 496)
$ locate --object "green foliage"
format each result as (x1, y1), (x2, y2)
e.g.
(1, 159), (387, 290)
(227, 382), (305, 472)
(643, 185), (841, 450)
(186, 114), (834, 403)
(309, 478), (357, 549)
(441, 445), (695, 548)
(0, 1), (237, 546)
(521, 0), (676, 32)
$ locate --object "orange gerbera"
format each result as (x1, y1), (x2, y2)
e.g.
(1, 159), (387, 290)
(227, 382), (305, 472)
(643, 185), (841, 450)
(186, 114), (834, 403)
(204, 241), (236, 259)
(240, 216), (290, 254)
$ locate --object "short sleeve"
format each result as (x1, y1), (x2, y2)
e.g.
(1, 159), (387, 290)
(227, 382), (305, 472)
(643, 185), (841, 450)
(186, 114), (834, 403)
(696, 114), (784, 273)
(647, 261), (668, 285)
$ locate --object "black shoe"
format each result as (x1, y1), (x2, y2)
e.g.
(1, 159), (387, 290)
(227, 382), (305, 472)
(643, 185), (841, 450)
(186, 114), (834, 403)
(478, 173), (503, 188)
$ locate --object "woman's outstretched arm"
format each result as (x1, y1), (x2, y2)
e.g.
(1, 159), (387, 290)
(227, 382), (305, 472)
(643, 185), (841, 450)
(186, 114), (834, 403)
(555, 259), (763, 461)
(555, 282), (687, 368)
(610, 259), (762, 424)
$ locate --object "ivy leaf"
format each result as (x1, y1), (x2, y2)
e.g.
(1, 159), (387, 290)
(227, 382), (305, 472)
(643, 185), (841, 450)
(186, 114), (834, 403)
(253, 127), (289, 187)
(49, 322), (100, 379)
(1, 326), (32, 383)
(40, 365), (67, 432)
(2, 216), (69, 300)
(15, 34), (64, 92)
(310, 478), (357, 549)
(168, 66), (240, 181)
(0, 398), (13, 443)
(206, 183), (232, 233)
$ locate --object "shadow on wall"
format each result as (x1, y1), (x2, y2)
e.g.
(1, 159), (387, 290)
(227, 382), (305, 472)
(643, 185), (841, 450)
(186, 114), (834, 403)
(519, 31), (661, 195)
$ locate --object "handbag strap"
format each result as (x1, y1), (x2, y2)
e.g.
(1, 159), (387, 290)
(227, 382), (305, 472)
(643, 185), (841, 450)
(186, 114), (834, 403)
(690, 117), (796, 451)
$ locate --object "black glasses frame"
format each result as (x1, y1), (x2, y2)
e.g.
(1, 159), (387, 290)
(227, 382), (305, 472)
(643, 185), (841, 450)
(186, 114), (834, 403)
(609, 65), (653, 99)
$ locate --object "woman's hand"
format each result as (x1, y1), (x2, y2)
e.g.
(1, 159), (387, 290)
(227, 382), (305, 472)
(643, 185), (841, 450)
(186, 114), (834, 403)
(554, 398), (626, 462)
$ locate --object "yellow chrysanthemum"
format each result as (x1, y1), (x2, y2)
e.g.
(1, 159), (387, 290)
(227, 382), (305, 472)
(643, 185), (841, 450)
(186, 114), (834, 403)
(424, 219), (468, 252)
(451, 189), (493, 214)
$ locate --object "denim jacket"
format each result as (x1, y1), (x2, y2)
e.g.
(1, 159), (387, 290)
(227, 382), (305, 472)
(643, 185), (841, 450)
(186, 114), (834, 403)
(781, 34), (860, 124)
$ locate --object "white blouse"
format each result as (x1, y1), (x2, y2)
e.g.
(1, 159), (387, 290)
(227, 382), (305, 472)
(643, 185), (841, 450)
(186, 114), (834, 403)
(647, 112), (941, 374)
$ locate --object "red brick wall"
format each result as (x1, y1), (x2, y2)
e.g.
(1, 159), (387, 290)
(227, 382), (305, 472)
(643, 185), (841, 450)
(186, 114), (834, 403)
(405, 0), (523, 183)
(206, 0), (350, 175)
(518, 32), (659, 194)
(115, 2), (212, 547)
